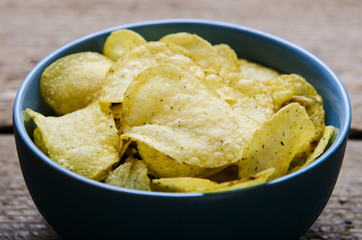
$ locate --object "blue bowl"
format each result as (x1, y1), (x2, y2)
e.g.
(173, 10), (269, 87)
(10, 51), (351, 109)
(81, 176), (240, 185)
(13, 19), (351, 240)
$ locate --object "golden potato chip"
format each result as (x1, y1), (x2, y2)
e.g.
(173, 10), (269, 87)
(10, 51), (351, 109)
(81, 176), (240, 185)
(100, 41), (203, 104)
(214, 43), (239, 73)
(152, 177), (217, 193)
(203, 70), (238, 103)
(225, 72), (275, 123)
(105, 156), (151, 191)
(151, 168), (274, 193)
(290, 125), (335, 173)
(27, 102), (120, 181)
(40, 52), (113, 115)
(137, 141), (225, 178)
(121, 64), (259, 168)
(103, 29), (147, 61)
(239, 103), (315, 180)
(238, 59), (280, 82)
(263, 74), (325, 140)
(203, 71), (274, 124)
(160, 32), (222, 72)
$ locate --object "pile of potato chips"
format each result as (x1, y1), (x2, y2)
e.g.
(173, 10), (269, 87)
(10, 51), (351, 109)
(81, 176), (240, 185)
(27, 29), (335, 193)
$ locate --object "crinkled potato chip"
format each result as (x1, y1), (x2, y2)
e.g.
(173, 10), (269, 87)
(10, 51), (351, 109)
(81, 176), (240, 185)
(105, 156), (151, 191)
(27, 102), (120, 181)
(137, 141), (225, 178)
(100, 41), (203, 104)
(121, 63), (259, 168)
(151, 168), (274, 193)
(103, 29), (147, 61)
(40, 52), (113, 115)
(263, 74), (325, 140)
(239, 103), (315, 180)
(160, 32), (222, 72)
(213, 43), (239, 73)
(238, 58), (280, 82)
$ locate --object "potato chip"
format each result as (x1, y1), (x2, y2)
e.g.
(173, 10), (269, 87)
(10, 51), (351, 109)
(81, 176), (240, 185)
(239, 103), (315, 180)
(225, 72), (275, 123)
(121, 64), (259, 168)
(105, 156), (151, 191)
(203, 70), (238, 103)
(263, 74), (325, 140)
(151, 168), (274, 193)
(213, 43), (239, 73)
(160, 32), (222, 72)
(152, 177), (217, 193)
(238, 59), (280, 82)
(40, 52), (113, 115)
(100, 41), (203, 104)
(203, 71), (274, 124)
(289, 125), (335, 173)
(33, 127), (47, 154)
(103, 29), (147, 61)
(26, 102), (120, 181)
(137, 141), (225, 178)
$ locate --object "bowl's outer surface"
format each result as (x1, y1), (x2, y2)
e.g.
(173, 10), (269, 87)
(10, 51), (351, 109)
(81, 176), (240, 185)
(13, 19), (351, 240)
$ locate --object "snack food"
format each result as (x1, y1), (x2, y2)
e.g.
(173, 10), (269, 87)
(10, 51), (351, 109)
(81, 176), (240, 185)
(40, 52), (114, 115)
(27, 29), (334, 193)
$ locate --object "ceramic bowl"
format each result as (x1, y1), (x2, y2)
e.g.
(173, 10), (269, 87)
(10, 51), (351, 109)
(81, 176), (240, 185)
(13, 19), (351, 240)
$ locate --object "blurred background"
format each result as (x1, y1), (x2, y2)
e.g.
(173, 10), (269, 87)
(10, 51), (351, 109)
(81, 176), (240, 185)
(1, 0), (361, 239)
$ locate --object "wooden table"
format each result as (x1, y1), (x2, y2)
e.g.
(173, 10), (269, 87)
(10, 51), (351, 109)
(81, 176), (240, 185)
(1, 0), (361, 239)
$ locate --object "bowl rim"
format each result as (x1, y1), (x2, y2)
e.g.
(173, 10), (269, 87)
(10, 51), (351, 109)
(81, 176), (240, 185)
(13, 18), (352, 197)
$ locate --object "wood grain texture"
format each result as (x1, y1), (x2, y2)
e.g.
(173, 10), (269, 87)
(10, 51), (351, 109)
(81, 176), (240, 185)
(0, 0), (361, 130)
(0, 136), (361, 239)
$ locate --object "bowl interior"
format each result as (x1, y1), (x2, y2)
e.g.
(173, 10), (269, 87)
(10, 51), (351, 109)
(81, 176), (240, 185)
(14, 19), (351, 193)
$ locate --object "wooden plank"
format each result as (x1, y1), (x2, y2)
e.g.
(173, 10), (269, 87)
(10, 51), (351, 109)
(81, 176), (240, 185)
(1, 134), (361, 239)
(1, 0), (361, 130)
(0, 134), (58, 239)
